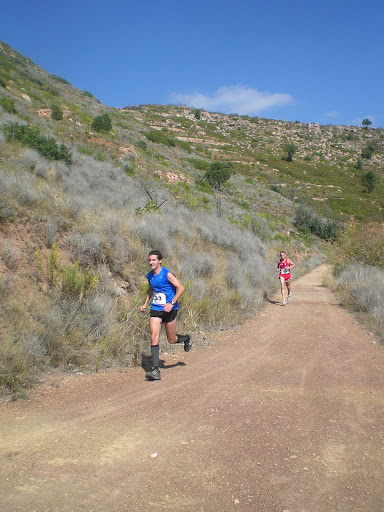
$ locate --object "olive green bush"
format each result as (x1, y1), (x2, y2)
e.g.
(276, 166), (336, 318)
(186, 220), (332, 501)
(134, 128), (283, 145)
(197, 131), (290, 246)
(2, 122), (72, 164)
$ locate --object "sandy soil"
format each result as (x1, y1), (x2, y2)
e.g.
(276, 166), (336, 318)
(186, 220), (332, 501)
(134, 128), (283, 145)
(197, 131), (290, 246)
(1, 265), (384, 512)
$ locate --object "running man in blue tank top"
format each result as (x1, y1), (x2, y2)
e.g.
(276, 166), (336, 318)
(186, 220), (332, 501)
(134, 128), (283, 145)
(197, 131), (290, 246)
(140, 250), (192, 381)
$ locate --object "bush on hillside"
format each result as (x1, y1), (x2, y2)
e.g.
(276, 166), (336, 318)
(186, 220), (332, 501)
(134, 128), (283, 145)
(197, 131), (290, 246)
(2, 122), (72, 164)
(361, 170), (377, 193)
(204, 161), (233, 189)
(294, 204), (343, 240)
(329, 223), (384, 270)
(282, 142), (298, 162)
(0, 96), (16, 113)
(192, 109), (201, 119)
(361, 147), (373, 159)
(91, 113), (112, 132)
(144, 129), (176, 147)
(51, 103), (63, 121)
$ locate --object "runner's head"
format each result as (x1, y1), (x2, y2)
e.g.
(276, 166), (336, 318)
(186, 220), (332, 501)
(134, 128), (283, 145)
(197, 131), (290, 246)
(148, 250), (162, 271)
(149, 250), (163, 261)
(280, 251), (286, 260)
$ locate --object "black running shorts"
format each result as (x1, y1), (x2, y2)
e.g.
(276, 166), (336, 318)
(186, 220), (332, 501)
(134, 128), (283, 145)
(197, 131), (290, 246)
(150, 309), (178, 323)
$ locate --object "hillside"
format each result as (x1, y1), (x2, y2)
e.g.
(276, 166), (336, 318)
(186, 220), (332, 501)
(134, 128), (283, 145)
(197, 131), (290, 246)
(0, 41), (383, 394)
(1, 41), (383, 224)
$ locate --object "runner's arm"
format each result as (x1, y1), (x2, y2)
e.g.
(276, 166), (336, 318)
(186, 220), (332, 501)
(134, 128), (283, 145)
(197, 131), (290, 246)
(140, 286), (153, 312)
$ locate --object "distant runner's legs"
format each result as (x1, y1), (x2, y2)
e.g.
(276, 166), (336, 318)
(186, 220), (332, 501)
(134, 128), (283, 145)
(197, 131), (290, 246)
(280, 276), (287, 304)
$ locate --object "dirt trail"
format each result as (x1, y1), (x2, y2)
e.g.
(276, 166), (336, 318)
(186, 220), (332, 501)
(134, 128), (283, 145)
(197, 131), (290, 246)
(2, 265), (384, 512)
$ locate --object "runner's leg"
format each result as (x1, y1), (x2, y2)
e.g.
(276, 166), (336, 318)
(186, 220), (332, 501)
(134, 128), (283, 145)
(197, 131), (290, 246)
(164, 318), (178, 344)
(149, 317), (162, 368)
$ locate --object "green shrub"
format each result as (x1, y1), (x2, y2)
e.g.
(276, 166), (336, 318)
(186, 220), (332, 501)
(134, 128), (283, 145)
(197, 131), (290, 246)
(35, 242), (62, 289)
(361, 170), (377, 193)
(135, 139), (147, 150)
(45, 86), (60, 96)
(355, 159), (364, 170)
(144, 129), (176, 147)
(2, 122), (72, 164)
(0, 96), (16, 113)
(282, 142), (298, 161)
(91, 113), (112, 132)
(294, 204), (343, 240)
(61, 262), (99, 303)
(124, 164), (135, 176)
(329, 224), (384, 269)
(204, 161), (233, 189)
(36, 243), (99, 303)
(135, 200), (161, 216)
(192, 109), (201, 119)
(187, 157), (211, 171)
(361, 147), (373, 159)
(51, 103), (63, 121)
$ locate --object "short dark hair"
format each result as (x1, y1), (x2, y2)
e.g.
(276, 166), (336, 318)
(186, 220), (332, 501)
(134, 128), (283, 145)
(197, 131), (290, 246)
(149, 250), (163, 260)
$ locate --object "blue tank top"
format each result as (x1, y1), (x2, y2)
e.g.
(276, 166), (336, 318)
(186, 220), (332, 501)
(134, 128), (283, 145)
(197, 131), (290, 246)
(146, 267), (179, 311)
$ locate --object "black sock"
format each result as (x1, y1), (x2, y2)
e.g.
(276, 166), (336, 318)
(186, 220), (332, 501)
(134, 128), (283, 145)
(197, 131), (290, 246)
(151, 345), (159, 368)
(176, 334), (188, 344)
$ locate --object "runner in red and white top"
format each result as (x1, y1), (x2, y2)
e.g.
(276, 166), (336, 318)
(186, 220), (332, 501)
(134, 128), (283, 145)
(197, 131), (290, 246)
(276, 251), (295, 305)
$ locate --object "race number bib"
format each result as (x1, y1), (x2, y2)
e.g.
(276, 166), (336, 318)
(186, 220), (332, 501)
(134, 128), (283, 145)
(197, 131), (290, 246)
(152, 292), (166, 305)
(281, 268), (290, 274)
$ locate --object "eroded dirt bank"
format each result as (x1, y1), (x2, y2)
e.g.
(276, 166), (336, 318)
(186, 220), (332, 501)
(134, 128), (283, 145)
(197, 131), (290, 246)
(1, 266), (384, 512)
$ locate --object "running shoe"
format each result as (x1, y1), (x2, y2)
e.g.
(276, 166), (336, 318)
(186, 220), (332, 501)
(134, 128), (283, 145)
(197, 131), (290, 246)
(184, 335), (192, 352)
(287, 293), (292, 301)
(145, 367), (161, 380)
(282, 298), (287, 305)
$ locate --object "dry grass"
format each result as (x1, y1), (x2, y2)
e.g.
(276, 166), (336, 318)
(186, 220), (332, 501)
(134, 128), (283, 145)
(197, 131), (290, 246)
(325, 264), (384, 343)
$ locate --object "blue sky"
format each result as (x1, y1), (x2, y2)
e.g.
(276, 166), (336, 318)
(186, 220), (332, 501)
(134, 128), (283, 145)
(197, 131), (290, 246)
(1, 0), (383, 127)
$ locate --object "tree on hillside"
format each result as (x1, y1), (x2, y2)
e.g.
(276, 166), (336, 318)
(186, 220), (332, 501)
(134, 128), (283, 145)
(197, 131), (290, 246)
(204, 161), (233, 189)
(361, 170), (377, 193)
(192, 109), (201, 119)
(362, 118), (372, 128)
(91, 113), (112, 133)
(282, 142), (298, 162)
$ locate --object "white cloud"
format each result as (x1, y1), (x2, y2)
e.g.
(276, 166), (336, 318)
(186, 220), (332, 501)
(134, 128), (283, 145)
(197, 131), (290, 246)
(324, 110), (339, 119)
(169, 85), (293, 115)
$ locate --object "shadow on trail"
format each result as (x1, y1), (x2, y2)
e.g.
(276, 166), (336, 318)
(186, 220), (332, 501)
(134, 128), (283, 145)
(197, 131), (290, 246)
(141, 353), (186, 372)
(264, 295), (281, 305)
